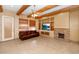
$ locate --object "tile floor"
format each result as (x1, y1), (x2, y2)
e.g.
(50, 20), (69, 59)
(0, 36), (79, 54)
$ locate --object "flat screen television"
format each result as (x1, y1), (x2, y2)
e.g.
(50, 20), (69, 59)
(42, 23), (50, 31)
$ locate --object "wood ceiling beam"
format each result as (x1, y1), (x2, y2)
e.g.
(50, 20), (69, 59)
(16, 5), (30, 15)
(27, 5), (58, 17)
(39, 5), (79, 18)
(0, 5), (3, 12)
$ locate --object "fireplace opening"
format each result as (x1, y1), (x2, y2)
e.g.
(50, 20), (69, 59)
(58, 33), (64, 39)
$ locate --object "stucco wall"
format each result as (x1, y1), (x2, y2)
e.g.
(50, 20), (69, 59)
(54, 12), (70, 28)
(70, 9), (79, 42)
(0, 13), (2, 41)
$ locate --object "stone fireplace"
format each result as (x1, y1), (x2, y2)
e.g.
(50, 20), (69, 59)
(54, 28), (70, 41)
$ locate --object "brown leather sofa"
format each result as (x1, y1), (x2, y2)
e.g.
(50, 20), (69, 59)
(19, 30), (39, 40)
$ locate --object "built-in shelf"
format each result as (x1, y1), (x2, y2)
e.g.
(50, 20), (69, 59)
(19, 18), (36, 31)
(38, 17), (54, 37)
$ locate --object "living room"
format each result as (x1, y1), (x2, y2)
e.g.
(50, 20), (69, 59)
(0, 5), (79, 53)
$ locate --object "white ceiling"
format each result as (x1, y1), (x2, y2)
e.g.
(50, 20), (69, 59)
(2, 5), (72, 16)
(38, 5), (71, 16)
(3, 5), (47, 15)
(22, 5), (47, 15)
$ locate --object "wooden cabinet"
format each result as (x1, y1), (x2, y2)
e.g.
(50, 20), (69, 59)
(41, 31), (49, 35)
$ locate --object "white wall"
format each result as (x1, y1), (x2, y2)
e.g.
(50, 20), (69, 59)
(0, 11), (19, 40)
(14, 16), (19, 39)
(54, 12), (69, 28)
(0, 13), (2, 41)
(70, 9), (79, 42)
(35, 19), (39, 31)
(3, 11), (19, 39)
